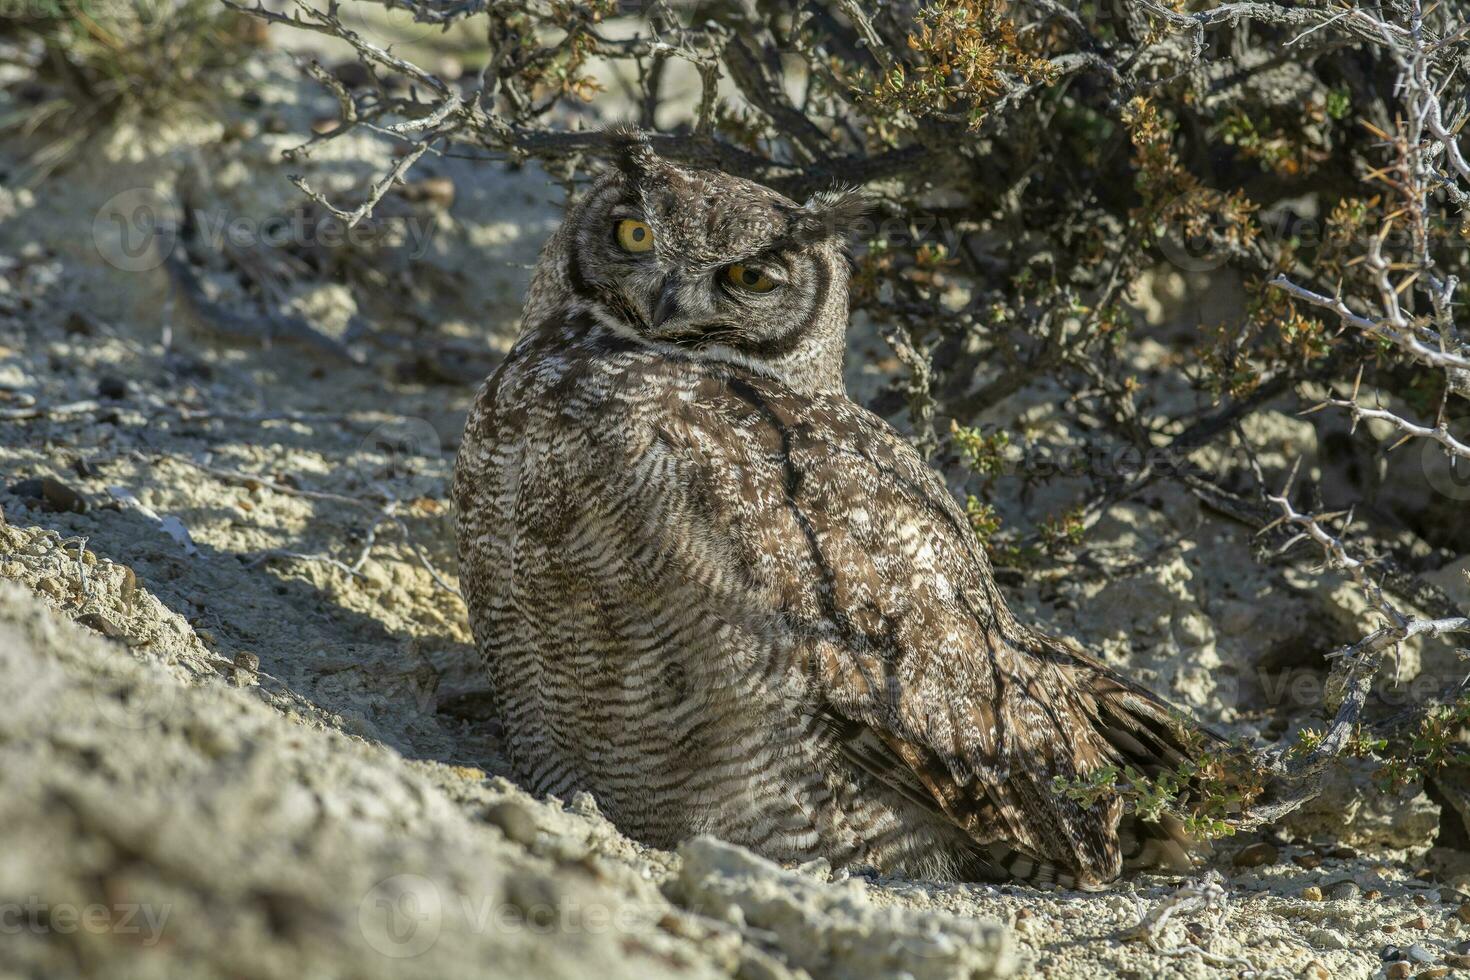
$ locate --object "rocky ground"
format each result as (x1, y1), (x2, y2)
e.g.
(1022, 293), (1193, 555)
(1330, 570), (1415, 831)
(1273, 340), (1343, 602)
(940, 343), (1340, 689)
(3, 48), (1470, 980)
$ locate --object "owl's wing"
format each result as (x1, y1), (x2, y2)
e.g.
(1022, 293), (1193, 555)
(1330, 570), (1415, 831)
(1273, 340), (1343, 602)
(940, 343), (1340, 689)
(640, 371), (1212, 886)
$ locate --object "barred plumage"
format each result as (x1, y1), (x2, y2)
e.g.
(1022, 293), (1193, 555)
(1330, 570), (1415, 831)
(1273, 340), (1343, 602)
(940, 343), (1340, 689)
(455, 133), (1218, 888)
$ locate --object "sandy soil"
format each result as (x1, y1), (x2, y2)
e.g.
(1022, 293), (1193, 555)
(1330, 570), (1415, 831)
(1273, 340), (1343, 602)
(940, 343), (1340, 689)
(3, 51), (1470, 980)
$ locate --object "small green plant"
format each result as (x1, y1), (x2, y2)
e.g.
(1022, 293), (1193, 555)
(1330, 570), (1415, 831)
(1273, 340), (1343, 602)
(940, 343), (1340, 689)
(1053, 736), (1263, 843)
(949, 420), (1011, 478)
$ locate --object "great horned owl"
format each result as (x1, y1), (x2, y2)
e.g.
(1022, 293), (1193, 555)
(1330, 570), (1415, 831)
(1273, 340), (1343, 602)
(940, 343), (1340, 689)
(455, 133), (1218, 889)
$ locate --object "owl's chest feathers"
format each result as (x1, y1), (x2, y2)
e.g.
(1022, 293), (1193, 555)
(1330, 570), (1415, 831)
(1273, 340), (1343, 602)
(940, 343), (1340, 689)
(459, 327), (993, 871)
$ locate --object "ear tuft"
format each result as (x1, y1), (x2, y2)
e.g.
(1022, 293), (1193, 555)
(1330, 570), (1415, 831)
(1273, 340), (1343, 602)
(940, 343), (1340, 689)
(604, 124), (661, 181)
(792, 187), (872, 243)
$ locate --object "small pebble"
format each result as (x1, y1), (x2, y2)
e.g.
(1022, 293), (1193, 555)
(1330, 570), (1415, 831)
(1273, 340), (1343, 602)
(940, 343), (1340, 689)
(1408, 944), (1435, 963)
(96, 375), (128, 400)
(1329, 846), (1358, 860)
(1328, 881), (1361, 901)
(1387, 961), (1412, 979)
(1417, 967), (1449, 979)
(1301, 960), (1329, 980)
(437, 56), (464, 81)
(1366, 890), (1384, 901)
(7, 476), (88, 514)
(1446, 953), (1470, 968)
(331, 60), (372, 88)
(64, 311), (97, 336)
(399, 177), (456, 209)
(1300, 885), (1324, 902)
(75, 610), (125, 639)
(1457, 903), (1470, 925)
(1293, 853), (1323, 870)
(1233, 842), (1279, 868)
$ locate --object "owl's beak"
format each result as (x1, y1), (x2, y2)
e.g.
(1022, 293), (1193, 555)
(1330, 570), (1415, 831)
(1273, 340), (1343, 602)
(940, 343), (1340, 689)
(651, 277), (683, 329)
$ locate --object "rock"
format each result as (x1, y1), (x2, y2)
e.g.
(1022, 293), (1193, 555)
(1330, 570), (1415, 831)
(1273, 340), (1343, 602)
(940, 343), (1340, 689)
(7, 476), (87, 514)
(1387, 964), (1412, 980)
(1408, 944), (1435, 963)
(1293, 853), (1323, 870)
(1328, 881), (1361, 901)
(1307, 928), (1348, 950)
(96, 374), (128, 400)
(1301, 886), (1324, 901)
(1233, 842), (1279, 868)
(64, 311), (97, 336)
(1432, 767), (1470, 853)
(74, 609), (125, 639)
(676, 836), (1017, 979)
(0, 583), (714, 980)
(1458, 903), (1470, 925)
(1282, 759), (1440, 849)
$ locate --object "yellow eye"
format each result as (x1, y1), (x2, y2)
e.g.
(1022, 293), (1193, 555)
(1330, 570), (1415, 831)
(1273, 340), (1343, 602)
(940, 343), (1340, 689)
(725, 263), (776, 293)
(616, 219), (654, 253)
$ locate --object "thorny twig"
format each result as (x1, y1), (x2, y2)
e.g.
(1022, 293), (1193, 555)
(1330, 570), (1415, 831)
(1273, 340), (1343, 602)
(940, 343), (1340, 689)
(1126, 873), (1268, 974)
(1244, 456), (1470, 824)
(1242, 0), (1470, 823)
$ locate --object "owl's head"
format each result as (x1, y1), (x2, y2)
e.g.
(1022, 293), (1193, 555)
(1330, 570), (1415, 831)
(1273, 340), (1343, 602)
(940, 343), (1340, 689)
(526, 130), (868, 394)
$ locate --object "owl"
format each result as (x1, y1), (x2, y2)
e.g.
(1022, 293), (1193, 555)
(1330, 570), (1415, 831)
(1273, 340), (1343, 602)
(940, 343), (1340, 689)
(455, 131), (1219, 889)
